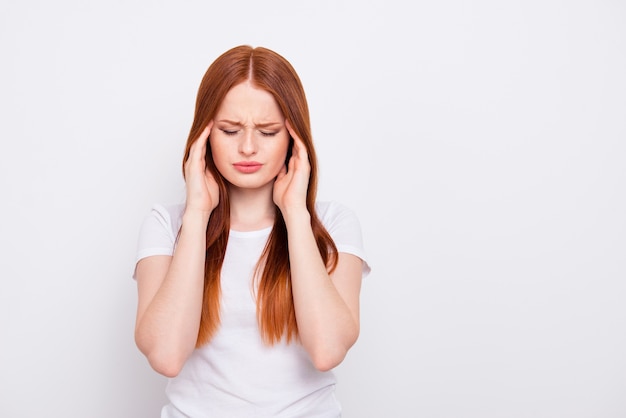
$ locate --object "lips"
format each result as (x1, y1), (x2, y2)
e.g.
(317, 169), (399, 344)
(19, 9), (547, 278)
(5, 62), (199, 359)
(233, 161), (262, 173)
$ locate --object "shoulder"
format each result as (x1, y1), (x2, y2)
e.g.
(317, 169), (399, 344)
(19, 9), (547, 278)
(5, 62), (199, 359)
(315, 200), (356, 224)
(137, 202), (185, 246)
(134, 202), (185, 275)
(315, 200), (370, 276)
(314, 201), (363, 246)
(315, 201), (360, 233)
(147, 202), (185, 230)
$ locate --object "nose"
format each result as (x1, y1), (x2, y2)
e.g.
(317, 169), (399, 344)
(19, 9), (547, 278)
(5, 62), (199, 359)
(239, 129), (257, 155)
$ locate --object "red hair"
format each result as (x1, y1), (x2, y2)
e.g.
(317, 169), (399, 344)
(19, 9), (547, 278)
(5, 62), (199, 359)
(181, 45), (338, 346)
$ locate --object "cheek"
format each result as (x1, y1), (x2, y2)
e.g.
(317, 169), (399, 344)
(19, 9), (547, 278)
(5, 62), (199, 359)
(264, 143), (289, 175)
(278, 135), (291, 159)
(276, 141), (290, 166)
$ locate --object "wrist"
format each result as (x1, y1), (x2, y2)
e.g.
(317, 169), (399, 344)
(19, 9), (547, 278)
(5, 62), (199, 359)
(282, 207), (311, 229)
(182, 207), (212, 227)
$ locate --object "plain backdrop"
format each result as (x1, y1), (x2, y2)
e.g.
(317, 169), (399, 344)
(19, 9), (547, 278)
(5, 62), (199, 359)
(1, 1), (625, 417)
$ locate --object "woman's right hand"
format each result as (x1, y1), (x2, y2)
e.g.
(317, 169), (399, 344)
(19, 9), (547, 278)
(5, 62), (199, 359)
(184, 121), (219, 214)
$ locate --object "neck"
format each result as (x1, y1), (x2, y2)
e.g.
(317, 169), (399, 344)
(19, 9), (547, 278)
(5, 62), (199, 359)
(228, 185), (276, 231)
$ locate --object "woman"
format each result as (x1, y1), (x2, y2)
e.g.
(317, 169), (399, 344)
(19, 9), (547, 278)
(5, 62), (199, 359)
(133, 45), (370, 417)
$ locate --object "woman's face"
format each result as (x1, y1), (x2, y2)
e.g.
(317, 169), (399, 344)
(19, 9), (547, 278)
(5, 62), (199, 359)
(210, 80), (290, 191)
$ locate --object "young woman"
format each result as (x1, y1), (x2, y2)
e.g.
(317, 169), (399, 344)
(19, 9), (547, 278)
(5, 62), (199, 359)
(133, 45), (370, 417)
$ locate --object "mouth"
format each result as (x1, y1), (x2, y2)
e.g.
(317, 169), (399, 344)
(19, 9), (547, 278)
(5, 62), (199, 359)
(233, 162), (262, 173)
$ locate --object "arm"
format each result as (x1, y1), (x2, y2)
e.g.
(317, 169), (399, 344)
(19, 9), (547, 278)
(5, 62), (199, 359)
(274, 122), (363, 371)
(134, 123), (217, 377)
(285, 211), (363, 371)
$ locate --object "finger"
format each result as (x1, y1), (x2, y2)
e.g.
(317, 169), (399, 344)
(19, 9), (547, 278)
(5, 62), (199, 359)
(189, 121), (214, 161)
(285, 119), (295, 137)
(288, 152), (296, 173)
(284, 119), (301, 145)
(284, 120), (308, 161)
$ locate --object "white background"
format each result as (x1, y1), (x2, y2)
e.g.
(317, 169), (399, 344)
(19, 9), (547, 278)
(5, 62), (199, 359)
(1, 1), (625, 417)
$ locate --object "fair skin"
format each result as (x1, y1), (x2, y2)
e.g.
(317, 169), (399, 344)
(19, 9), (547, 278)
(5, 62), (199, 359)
(134, 80), (363, 377)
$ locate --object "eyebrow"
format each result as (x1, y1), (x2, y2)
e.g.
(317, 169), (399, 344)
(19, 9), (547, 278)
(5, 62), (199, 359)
(217, 119), (282, 129)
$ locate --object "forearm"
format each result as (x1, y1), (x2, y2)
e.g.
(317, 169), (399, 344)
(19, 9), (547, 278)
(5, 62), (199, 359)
(135, 210), (209, 376)
(285, 210), (359, 371)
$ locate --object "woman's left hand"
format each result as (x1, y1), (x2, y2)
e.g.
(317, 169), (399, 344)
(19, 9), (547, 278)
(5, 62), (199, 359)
(273, 120), (310, 216)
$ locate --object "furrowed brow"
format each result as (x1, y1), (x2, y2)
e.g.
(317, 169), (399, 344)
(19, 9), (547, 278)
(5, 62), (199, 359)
(217, 119), (243, 126)
(217, 119), (282, 128)
(255, 122), (282, 129)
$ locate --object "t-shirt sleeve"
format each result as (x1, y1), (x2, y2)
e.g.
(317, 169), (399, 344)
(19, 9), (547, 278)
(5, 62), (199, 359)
(132, 204), (181, 279)
(317, 201), (371, 278)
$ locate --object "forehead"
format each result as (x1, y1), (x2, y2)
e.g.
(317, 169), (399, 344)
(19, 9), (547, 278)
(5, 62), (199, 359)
(216, 81), (283, 121)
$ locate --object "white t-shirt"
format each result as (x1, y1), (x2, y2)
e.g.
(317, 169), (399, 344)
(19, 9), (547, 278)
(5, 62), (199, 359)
(134, 201), (370, 418)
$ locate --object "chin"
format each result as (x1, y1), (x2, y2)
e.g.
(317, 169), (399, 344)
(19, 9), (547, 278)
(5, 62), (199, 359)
(228, 178), (274, 191)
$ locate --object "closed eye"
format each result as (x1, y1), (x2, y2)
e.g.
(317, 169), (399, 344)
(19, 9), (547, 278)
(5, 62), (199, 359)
(260, 131), (278, 137)
(221, 129), (238, 136)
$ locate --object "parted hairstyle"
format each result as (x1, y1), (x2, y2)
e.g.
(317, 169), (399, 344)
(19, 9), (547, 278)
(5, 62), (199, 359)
(181, 45), (338, 347)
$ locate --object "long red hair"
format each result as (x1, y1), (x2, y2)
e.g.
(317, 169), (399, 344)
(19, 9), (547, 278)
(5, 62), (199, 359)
(181, 45), (338, 347)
